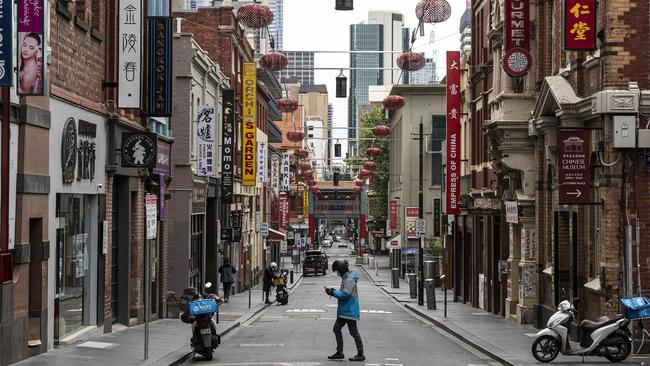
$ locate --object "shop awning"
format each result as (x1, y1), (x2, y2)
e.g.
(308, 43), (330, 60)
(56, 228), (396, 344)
(267, 228), (287, 241)
(290, 223), (309, 230)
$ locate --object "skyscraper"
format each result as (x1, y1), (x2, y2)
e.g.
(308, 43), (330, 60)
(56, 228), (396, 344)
(285, 51), (315, 84)
(268, 0), (284, 50)
(348, 11), (404, 156)
(408, 58), (435, 84)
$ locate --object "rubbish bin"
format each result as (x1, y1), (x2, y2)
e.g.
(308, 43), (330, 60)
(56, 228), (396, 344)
(391, 268), (400, 288)
(407, 273), (417, 299)
(363, 253), (369, 265)
(425, 279), (436, 310)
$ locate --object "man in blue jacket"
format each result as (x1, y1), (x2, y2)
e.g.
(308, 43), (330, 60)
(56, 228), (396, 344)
(325, 259), (365, 361)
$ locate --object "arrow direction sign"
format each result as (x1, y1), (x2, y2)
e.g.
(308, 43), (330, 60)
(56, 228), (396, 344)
(558, 130), (591, 204)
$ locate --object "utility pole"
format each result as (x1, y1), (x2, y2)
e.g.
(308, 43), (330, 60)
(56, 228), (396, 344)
(418, 118), (424, 306)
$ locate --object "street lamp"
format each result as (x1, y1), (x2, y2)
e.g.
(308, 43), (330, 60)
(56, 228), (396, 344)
(335, 0), (353, 11)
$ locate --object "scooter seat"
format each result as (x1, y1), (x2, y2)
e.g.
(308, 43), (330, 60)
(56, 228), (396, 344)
(580, 315), (623, 332)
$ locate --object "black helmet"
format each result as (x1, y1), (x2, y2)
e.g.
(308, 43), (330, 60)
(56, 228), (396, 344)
(332, 259), (349, 274)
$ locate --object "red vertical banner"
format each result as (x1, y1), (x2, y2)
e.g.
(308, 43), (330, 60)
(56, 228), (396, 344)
(564, 0), (596, 50)
(502, 0), (532, 77)
(446, 51), (461, 215)
(308, 214), (315, 243)
(360, 214), (366, 241)
(390, 200), (397, 229)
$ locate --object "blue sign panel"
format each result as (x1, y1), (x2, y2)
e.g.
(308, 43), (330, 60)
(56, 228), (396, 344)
(0, 0), (11, 86)
(189, 299), (218, 316)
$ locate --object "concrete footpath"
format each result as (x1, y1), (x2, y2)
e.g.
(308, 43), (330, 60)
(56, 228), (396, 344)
(14, 272), (303, 366)
(361, 255), (650, 366)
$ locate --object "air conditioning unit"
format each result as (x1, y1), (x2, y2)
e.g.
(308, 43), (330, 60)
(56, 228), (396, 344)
(591, 90), (638, 114)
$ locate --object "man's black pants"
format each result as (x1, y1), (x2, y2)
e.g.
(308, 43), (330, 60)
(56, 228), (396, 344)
(333, 317), (363, 355)
(223, 282), (233, 299)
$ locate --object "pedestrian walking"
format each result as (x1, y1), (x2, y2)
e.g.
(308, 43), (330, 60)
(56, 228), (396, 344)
(218, 258), (236, 303)
(325, 259), (365, 362)
(263, 262), (277, 304)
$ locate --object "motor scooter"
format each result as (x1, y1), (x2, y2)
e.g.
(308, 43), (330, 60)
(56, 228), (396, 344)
(274, 269), (289, 305)
(532, 300), (632, 363)
(179, 282), (222, 361)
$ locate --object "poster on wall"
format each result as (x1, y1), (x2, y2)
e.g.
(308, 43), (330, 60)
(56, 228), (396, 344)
(242, 62), (257, 186)
(118, 0), (142, 107)
(17, 0), (44, 95)
(445, 51), (461, 215)
(146, 16), (172, 116)
(405, 207), (419, 240)
(196, 105), (216, 176)
(221, 89), (235, 203)
(0, 0), (12, 86)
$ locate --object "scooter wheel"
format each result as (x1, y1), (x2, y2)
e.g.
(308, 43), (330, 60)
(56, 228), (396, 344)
(604, 336), (632, 362)
(532, 335), (559, 363)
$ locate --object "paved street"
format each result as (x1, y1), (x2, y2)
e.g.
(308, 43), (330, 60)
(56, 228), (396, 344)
(183, 246), (501, 366)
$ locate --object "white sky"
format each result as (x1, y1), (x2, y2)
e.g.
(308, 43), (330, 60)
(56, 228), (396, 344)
(283, 0), (466, 158)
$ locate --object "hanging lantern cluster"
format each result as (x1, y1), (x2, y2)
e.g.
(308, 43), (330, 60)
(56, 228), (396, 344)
(301, 170), (314, 179)
(383, 95), (405, 111)
(416, 0), (452, 24)
(358, 169), (373, 179)
(310, 187), (321, 194)
(298, 161), (312, 170)
(259, 51), (288, 71)
(363, 161), (377, 171)
(277, 98), (299, 113)
(286, 130), (304, 142)
(236, 3), (274, 28)
(353, 186), (363, 194)
(397, 51), (425, 72)
(366, 147), (382, 157)
(354, 178), (365, 187)
(372, 125), (391, 137)
(293, 148), (309, 159)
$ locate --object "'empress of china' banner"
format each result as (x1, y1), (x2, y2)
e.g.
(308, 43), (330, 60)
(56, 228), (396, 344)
(118, 0), (142, 107)
(242, 62), (257, 186)
(446, 51), (461, 215)
(18, 0), (44, 95)
(564, 0), (596, 50)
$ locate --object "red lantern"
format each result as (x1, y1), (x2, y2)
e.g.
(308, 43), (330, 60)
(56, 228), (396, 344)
(363, 161), (377, 171)
(298, 162), (312, 170)
(308, 179), (316, 186)
(397, 51), (425, 72)
(358, 169), (372, 179)
(301, 171), (314, 179)
(277, 98), (299, 113)
(259, 51), (288, 71)
(354, 179), (365, 187)
(353, 186), (363, 194)
(366, 147), (382, 157)
(236, 3), (274, 28)
(416, 0), (452, 24)
(310, 187), (320, 194)
(372, 125), (391, 136)
(286, 130), (304, 142)
(383, 95), (405, 111)
(293, 149), (309, 159)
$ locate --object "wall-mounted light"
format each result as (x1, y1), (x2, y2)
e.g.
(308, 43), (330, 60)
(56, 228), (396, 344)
(336, 70), (347, 98)
(335, 0), (353, 11)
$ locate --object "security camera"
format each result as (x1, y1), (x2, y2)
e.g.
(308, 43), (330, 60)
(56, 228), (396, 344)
(97, 183), (103, 190)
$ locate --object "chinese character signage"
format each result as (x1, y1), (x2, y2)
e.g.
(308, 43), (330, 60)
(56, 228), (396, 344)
(279, 194), (289, 230)
(303, 191), (309, 218)
(282, 153), (290, 191)
(0, 0), (12, 86)
(558, 130), (591, 204)
(119, 0), (142, 107)
(196, 105), (215, 176)
(257, 142), (268, 183)
(390, 200), (397, 230)
(564, 0), (596, 50)
(147, 17), (172, 116)
(405, 207), (419, 240)
(503, 0), (532, 77)
(17, 0), (44, 95)
(446, 51), (461, 215)
(221, 89), (235, 203)
(271, 154), (280, 226)
(242, 62), (257, 186)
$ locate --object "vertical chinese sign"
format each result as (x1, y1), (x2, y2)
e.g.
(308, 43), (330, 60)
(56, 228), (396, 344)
(147, 16), (172, 116)
(405, 207), (419, 240)
(564, 0), (596, 50)
(558, 130), (591, 204)
(503, 0), (532, 77)
(0, 0), (12, 86)
(119, 0), (142, 107)
(221, 89), (235, 204)
(390, 200), (397, 230)
(196, 105), (215, 177)
(257, 142), (267, 183)
(446, 51), (461, 215)
(242, 62), (257, 186)
(17, 0), (44, 95)
(270, 153), (280, 227)
(303, 191), (309, 218)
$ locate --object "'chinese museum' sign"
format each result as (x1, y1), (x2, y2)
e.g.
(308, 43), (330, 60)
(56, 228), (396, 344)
(242, 62), (257, 186)
(446, 51), (461, 215)
(503, 0), (532, 77)
(558, 130), (591, 204)
(564, 0), (596, 50)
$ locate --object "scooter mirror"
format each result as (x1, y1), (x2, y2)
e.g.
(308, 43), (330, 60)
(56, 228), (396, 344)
(205, 282), (213, 289)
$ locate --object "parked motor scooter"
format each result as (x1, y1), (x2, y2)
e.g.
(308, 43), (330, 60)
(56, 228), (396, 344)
(274, 269), (289, 305)
(531, 300), (632, 363)
(179, 282), (222, 361)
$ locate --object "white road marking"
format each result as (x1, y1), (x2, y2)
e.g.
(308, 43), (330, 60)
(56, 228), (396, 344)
(238, 343), (285, 348)
(384, 358), (399, 361)
(199, 363), (322, 366)
(470, 313), (491, 316)
(285, 309), (326, 313)
(77, 341), (116, 349)
(361, 309), (392, 314)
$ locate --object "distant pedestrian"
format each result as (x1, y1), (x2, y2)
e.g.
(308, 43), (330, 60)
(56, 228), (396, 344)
(263, 262), (277, 304)
(325, 259), (365, 362)
(218, 258), (236, 302)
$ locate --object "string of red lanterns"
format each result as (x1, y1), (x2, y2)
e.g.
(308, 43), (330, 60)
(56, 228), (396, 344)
(277, 98), (299, 113)
(236, 3), (274, 28)
(397, 51), (425, 72)
(416, 0), (452, 24)
(259, 51), (288, 71)
(286, 130), (304, 142)
(363, 161), (377, 171)
(383, 95), (405, 111)
(372, 125), (391, 136)
(366, 147), (382, 157)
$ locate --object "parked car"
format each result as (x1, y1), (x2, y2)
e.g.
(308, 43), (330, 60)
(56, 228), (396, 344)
(305, 250), (328, 268)
(303, 255), (327, 276)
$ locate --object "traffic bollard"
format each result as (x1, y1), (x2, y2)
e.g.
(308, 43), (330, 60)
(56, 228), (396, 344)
(407, 273), (417, 299)
(391, 268), (400, 288)
(290, 270), (294, 284)
(425, 279), (436, 310)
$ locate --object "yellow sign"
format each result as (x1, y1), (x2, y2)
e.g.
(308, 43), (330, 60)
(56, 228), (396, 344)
(242, 62), (257, 186)
(303, 191), (309, 218)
